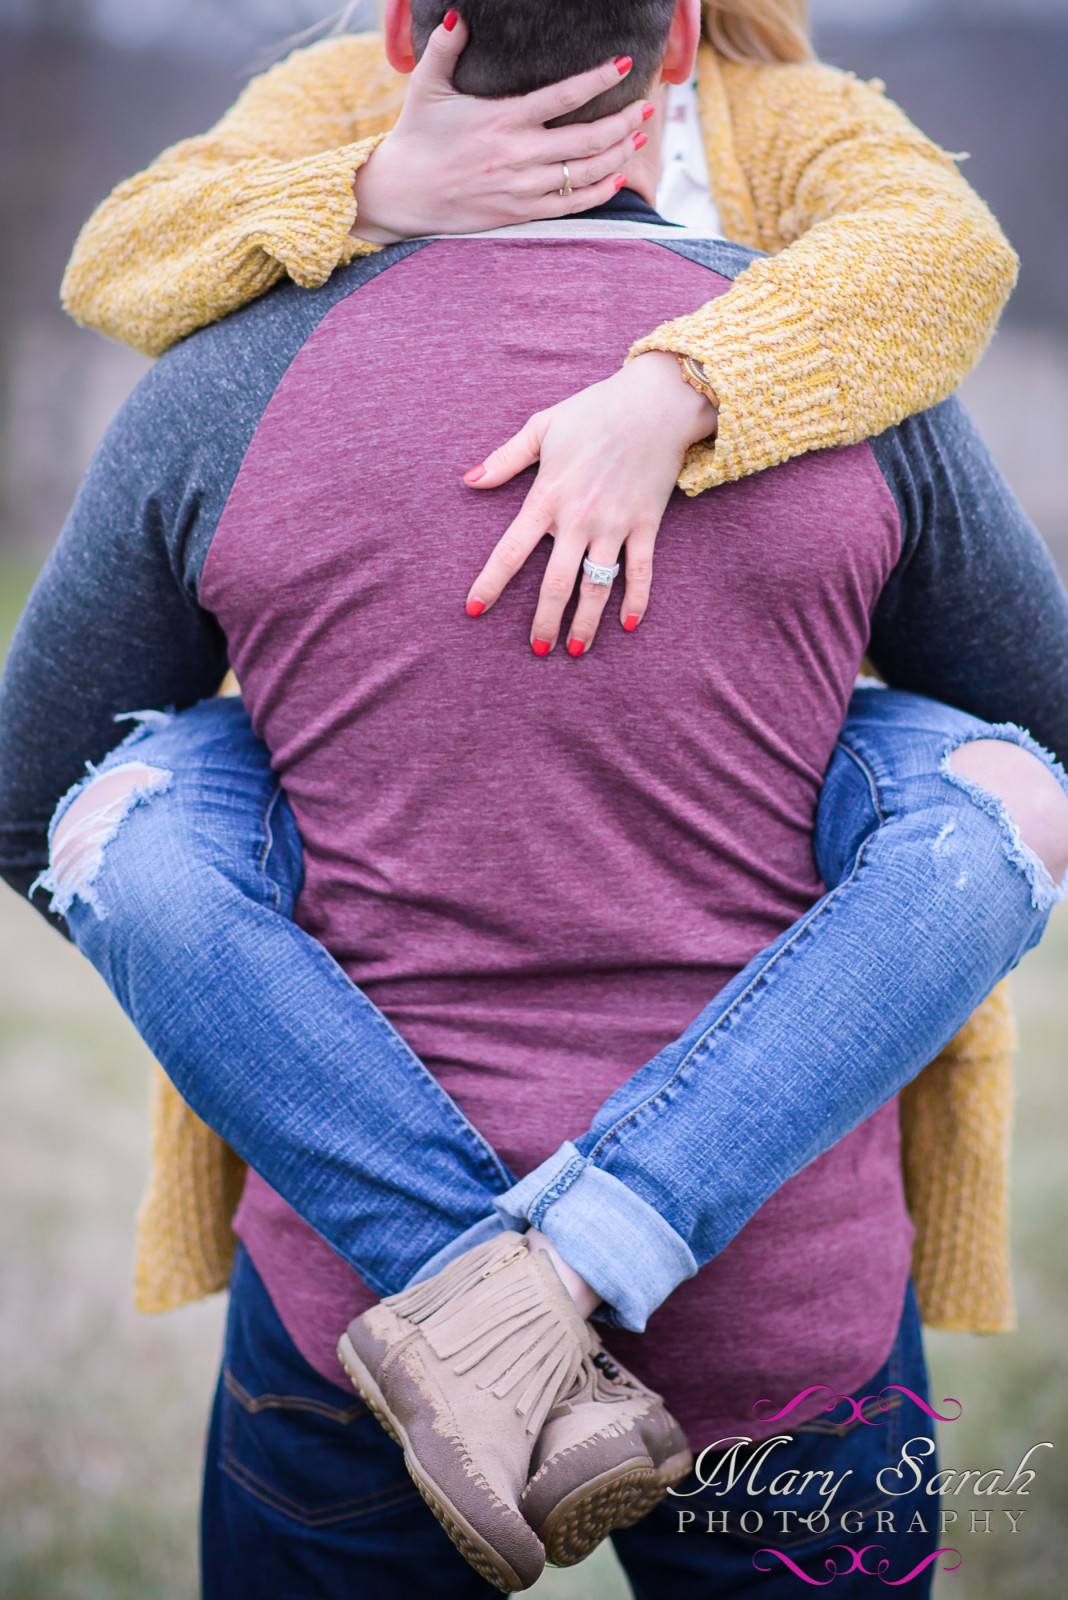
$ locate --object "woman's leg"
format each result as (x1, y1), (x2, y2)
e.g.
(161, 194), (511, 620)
(498, 688), (1068, 1329)
(46, 691), (1068, 1325)
(44, 698), (511, 1300)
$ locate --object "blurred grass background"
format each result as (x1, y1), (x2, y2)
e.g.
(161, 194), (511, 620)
(2, 0), (1067, 1594)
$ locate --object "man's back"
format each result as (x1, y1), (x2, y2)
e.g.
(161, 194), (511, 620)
(195, 228), (910, 1444)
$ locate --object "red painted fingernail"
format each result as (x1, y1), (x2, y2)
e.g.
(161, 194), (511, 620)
(463, 465), (486, 483)
(615, 56), (632, 75)
(614, 175), (626, 192)
(443, 10), (459, 31)
(623, 614), (640, 632)
(642, 102), (655, 121)
(532, 638), (552, 657)
(466, 598), (485, 617)
(567, 639), (585, 657)
(633, 132), (647, 151)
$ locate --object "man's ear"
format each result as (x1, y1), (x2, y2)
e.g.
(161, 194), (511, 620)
(383, 0), (417, 75)
(661, 0), (702, 86)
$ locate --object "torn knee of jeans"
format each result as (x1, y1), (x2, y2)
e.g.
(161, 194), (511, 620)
(942, 724), (1068, 911)
(34, 761), (172, 919)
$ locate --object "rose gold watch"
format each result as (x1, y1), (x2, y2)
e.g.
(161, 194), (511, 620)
(678, 354), (720, 410)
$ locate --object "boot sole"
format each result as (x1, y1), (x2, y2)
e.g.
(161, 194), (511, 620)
(541, 1447), (694, 1567)
(337, 1330), (526, 1594)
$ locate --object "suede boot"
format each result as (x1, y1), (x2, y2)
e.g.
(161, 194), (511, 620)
(520, 1337), (692, 1566)
(338, 1232), (589, 1592)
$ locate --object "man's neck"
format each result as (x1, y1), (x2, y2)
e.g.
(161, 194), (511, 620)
(619, 79), (670, 208)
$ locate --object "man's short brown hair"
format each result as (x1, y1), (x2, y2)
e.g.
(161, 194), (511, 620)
(411, 0), (677, 121)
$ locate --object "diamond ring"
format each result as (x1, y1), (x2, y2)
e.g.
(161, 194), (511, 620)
(582, 557), (620, 586)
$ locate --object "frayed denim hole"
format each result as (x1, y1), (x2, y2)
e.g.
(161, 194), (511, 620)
(32, 761), (172, 920)
(41, 715), (170, 859)
(940, 724), (1068, 913)
(35, 707), (175, 884)
(113, 708), (174, 735)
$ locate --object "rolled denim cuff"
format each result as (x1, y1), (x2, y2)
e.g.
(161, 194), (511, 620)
(404, 1212), (511, 1288)
(493, 1141), (698, 1332)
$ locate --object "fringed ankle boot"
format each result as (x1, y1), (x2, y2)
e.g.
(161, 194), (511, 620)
(338, 1231), (590, 1592)
(520, 1335), (692, 1566)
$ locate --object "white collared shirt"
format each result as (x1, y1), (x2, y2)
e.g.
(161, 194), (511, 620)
(656, 77), (722, 236)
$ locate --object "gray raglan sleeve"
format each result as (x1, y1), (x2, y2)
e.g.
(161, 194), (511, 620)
(0, 403), (229, 922)
(868, 398), (1068, 767)
(0, 248), (416, 929)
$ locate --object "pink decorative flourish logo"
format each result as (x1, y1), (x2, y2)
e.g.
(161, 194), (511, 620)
(752, 1545), (962, 1585)
(752, 1385), (963, 1427)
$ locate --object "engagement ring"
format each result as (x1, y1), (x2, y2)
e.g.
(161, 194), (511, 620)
(582, 557), (620, 586)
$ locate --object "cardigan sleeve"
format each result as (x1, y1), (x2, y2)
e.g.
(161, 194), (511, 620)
(60, 36), (406, 357)
(630, 60), (1018, 492)
(63, 43), (1017, 479)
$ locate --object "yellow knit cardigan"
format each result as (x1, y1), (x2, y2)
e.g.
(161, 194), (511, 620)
(62, 34), (1019, 1333)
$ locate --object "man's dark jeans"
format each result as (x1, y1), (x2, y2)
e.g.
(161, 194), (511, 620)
(202, 1246), (945, 1597)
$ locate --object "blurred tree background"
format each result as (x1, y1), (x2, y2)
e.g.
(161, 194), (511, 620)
(0, 1), (1065, 1595)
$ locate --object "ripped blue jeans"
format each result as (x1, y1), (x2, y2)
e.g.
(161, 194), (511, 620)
(41, 688), (1065, 1331)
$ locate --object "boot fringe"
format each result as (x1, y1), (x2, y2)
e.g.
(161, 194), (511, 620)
(389, 1235), (522, 1324)
(387, 1234), (585, 1436)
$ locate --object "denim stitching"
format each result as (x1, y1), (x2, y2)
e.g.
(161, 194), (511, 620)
(587, 889), (861, 1159)
(834, 738), (888, 828)
(220, 1452), (420, 1527)
(258, 784), (287, 915)
(224, 1366), (366, 1424)
(298, 947), (515, 1204)
(219, 1368), (419, 1527)
(527, 1155), (588, 1225)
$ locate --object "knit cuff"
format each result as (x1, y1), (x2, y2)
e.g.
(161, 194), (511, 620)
(628, 264), (843, 495)
(247, 135), (387, 287)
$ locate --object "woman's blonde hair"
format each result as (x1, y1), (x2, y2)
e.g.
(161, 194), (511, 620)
(702, 0), (812, 64)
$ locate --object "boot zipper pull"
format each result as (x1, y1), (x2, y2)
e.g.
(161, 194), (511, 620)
(480, 1244), (526, 1279)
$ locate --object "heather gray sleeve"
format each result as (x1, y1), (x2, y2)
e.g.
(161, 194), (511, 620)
(0, 420), (228, 921)
(869, 398), (1068, 766)
(0, 244), (430, 926)
(0, 326), (259, 920)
